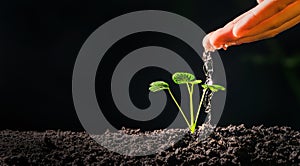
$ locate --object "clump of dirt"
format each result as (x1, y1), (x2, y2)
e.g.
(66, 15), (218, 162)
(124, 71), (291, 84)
(0, 124), (299, 165)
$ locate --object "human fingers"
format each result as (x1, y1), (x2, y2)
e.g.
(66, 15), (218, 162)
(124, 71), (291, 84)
(202, 0), (279, 51)
(202, 3), (255, 51)
(235, 14), (300, 44)
(233, 0), (296, 37)
(202, 22), (237, 52)
(235, 0), (300, 38)
(202, 0), (300, 51)
(202, 1), (263, 51)
(202, 33), (215, 52)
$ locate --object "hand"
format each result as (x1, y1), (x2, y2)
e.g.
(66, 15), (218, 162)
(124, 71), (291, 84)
(203, 0), (300, 52)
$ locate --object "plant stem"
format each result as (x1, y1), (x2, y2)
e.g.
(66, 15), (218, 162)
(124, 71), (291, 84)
(186, 83), (191, 93)
(188, 83), (194, 128)
(167, 88), (191, 128)
(193, 88), (207, 130)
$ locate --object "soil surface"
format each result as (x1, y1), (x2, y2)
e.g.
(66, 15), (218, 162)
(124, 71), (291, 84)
(0, 124), (299, 165)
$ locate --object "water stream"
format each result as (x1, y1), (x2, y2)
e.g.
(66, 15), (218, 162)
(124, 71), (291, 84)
(202, 51), (214, 125)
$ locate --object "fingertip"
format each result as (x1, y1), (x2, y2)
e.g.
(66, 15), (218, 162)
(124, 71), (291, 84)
(202, 33), (214, 52)
(208, 32), (223, 50)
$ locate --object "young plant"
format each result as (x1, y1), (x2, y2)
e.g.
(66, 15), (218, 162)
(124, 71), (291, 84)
(149, 72), (225, 133)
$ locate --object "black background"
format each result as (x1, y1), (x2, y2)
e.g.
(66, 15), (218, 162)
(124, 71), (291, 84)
(1, 0), (299, 131)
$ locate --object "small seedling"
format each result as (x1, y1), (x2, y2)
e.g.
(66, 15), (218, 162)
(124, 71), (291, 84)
(149, 72), (225, 133)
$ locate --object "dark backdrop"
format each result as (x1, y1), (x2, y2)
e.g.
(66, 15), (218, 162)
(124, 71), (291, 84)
(1, 0), (299, 131)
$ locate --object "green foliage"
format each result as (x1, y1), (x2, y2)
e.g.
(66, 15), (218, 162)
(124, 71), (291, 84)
(149, 72), (225, 133)
(149, 81), (169, 92)
(191, 80), (202, 84)
(202, 84), (225, 92)
(172, 72), (195, 84)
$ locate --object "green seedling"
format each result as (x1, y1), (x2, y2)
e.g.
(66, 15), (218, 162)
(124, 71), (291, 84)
(149, 72), (225, 133)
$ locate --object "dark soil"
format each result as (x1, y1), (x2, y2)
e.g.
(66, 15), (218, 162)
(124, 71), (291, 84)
(0, 124), (299, 165)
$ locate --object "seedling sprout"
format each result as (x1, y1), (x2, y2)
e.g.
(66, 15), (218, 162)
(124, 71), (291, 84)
(149, 72), (225, 133)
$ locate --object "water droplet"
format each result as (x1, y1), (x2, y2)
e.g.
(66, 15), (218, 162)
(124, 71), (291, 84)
(222, 44), (228, 50)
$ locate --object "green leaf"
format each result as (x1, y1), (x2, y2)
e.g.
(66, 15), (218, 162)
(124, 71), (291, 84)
(149, 81), (169, 92)
(172, 72), (195, 84)
(201, 84), (209, 89)
(191, 80), (202, 84)
(202, 84), (225, 92)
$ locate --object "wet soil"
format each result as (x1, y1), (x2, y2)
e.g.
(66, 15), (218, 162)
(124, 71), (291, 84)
(0, 124), (299, 165)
